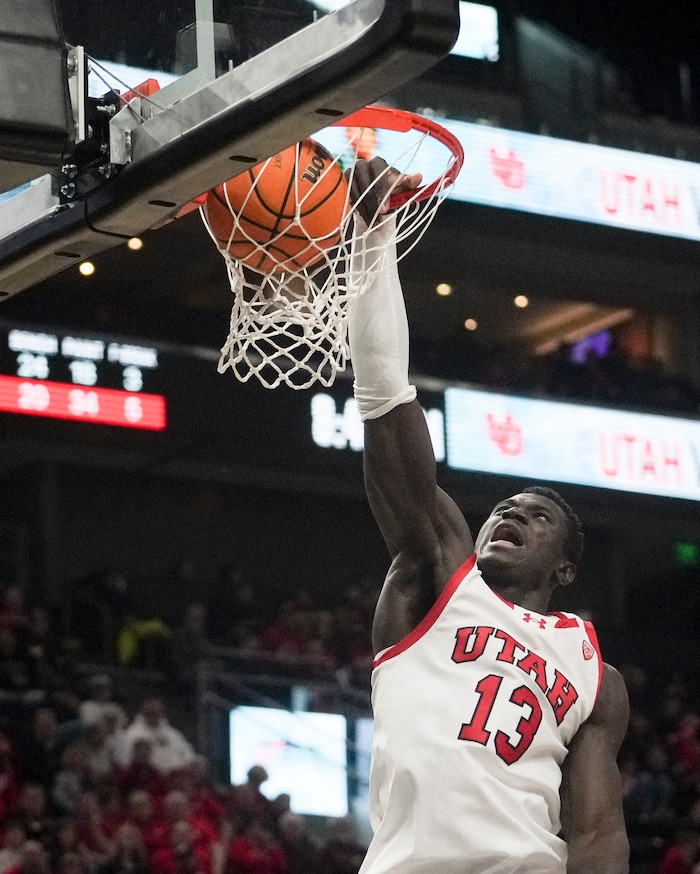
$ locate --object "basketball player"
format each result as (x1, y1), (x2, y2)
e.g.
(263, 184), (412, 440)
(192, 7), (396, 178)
(346, 160), (630, 873)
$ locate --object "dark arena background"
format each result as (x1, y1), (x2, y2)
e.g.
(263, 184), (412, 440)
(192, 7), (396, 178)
(2, 1), (700, 872)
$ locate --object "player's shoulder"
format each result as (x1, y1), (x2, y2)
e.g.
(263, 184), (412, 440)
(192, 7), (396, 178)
(600, 662), (627, 696)
(588, 662), (630, 740)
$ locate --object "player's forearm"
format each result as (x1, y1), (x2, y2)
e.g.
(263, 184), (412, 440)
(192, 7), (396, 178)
(566, 832), (629, 874)
(348, 216), (416, 420)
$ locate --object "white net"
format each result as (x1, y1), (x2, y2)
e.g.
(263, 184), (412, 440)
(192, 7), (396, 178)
(201, 115), (460, 389)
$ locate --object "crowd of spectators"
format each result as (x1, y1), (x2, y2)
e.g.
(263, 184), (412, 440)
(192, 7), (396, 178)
(0, 576), (377, 874)
(620, 666), (700, 874)
(5, 565), (700, 872)
(413, 331), (700, 418)
(61, 566), (377, 692)
(527, 343), (700, 417)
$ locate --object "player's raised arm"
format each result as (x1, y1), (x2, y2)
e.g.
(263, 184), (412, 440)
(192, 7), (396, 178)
(347, 165), (474, 649)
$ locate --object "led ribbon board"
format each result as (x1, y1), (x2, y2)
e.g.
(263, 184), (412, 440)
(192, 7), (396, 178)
(446, 387), (700, 501)
(441, 120), (700, 239)
(318, 117), (700, 241)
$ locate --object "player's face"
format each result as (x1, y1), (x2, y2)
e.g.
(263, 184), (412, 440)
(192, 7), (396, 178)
(474, 493), (572, 586)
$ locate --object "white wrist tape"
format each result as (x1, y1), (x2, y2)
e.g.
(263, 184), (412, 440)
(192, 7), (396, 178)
(348, 216), (417, 421)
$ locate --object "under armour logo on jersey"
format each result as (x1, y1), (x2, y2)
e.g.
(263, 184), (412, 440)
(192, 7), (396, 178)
(582, 640), (595, 660)
(523, 613), (547, 629)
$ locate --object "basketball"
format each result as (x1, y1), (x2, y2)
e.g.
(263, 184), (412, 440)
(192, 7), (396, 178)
(204, 138), (349, 274)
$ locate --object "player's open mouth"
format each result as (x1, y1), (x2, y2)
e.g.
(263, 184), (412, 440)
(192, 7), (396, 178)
(491, 522), (524, 546)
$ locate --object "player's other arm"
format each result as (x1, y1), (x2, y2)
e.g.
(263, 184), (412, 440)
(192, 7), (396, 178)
(560, 663), (630, 874)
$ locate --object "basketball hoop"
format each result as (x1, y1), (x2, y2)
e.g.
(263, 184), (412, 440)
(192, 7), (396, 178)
(201, 105), (464, 389)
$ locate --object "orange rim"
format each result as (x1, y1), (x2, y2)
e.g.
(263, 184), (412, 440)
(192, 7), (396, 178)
(334, 105), (464, 207)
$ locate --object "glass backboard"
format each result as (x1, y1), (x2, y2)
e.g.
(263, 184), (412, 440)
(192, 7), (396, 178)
(0, 0), (460, 301)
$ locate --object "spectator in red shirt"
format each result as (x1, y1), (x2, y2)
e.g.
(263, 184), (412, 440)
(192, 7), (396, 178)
(2, 839), (51, 874)
(668, 714), (700, 780)
(0, 818), (26, 873)
(655, 824), (700, 874)
(225, 818), (287, 874)
(0, 732), (20, 822)
(117, 739), (168, 802)
(95, 823), (149, 874)
(71, 791), (112, 865)
(122, 789), (168, 856)
(5, 784), (54, 850)
(51, 819), (104, 874)
(167, 759), (225, 833)
(151, 820), (212, 874)
(0, 588), (30, 637)
(258, 600), (309, 659)
(162, 790), (219, 851)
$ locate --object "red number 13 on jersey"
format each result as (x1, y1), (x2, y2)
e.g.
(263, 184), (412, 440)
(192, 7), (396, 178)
(458, 673), (543, 765)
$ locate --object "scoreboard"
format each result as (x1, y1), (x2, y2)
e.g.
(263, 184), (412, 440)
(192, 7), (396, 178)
(0, 319), (447, 482)
(0, 326), (166, 430)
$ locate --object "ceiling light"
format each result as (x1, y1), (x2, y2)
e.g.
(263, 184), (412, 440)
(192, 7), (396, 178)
(464, 318), (478, 331)
(514, 294), (529, 308)
(436, 282), (452, 297)
(127, 237), (144, 250)
(79, 261), (95, 276)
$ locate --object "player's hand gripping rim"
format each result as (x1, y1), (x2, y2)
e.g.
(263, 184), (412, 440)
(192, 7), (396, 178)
(345, 157), (423, 227)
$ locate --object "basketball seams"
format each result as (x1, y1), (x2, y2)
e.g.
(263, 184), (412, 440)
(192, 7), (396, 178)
(296, 162), (345, 210)
(253, 154), (297, 227)
(207, 169), (262, 252)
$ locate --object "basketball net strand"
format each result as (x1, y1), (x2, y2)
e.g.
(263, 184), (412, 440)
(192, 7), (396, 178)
(200, 124), (458, 389)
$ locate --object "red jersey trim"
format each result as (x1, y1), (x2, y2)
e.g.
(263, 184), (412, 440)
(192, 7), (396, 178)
(373, 553), (477, 668)
(549, 610), (580, 628)
(583, 619), (604, 703)
(491, 587), (516, 610)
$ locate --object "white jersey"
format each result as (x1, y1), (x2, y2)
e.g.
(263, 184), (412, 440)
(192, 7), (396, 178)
(359, 554), (603, 874)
